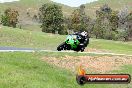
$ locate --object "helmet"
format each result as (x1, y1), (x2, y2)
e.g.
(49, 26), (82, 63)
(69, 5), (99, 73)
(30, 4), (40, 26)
(81, 31), (87, 36)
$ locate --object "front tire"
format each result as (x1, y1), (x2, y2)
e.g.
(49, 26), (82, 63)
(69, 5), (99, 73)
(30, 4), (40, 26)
(57, 46), (63, 51)
(57, 42), (65, 51)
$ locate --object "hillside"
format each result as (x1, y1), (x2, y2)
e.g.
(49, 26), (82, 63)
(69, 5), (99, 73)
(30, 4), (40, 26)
(0, 0), (131, 18)
(84, 0), (132, 17)
(0, 0), (74, 17)
(0, 0), (131, 30)
(0, 0), (74, 31)
(0, 26), (132, 54)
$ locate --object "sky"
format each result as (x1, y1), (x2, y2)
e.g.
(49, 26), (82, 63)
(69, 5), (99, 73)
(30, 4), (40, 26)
(0, 0), (19, 3)
(51, 0), (98, 7)
(0, 0), (98, 7)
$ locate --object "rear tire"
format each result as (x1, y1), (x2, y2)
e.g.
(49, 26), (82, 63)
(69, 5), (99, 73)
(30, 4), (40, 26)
(79, 44), (85, 52)
(80, 47), (85, 52)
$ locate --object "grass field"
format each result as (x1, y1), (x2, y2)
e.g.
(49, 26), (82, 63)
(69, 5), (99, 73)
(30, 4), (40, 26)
(20, 24), (42, 32)
(0, 52), (132, 88)
(0, 26), (65, 50)
(0, 26), (132, 55)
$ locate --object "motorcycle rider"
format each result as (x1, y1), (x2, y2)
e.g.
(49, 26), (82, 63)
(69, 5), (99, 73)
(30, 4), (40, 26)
(74, 31), (89, 47)
(73, 35), (78, 45)
(57, 31), (89, 52)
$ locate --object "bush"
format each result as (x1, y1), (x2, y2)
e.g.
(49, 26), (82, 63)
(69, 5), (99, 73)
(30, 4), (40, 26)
(1, 8), (19, 28)
(104, 30), (118, 40)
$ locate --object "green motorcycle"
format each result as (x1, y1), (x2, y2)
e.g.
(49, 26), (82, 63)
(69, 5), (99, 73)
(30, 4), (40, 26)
(57, 35), (85, 52)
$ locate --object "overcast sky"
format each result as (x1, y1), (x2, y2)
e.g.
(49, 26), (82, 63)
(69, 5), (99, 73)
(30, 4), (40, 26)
(0, 0), (19, 3)
(51, 0), (98, 7)
(0, 0), (98, 7)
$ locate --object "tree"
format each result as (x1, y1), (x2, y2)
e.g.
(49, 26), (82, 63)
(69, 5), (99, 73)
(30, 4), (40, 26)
(109, 11), (119, 31)
(1, 8), (19, 28)
(93, 4), (119, 40)
(126, 12), (132, 39)
(117, 11), (132, 41)
(94, 5), (110, 38)
(63, 17), (72, 34)
(100, 4), (112, 13)
(39, 3), (64, 34)
(70, 4), (90, 32)
(93, 18), (102, 38)
(32, 14), (38, 22)
(118, 6), (128, 29)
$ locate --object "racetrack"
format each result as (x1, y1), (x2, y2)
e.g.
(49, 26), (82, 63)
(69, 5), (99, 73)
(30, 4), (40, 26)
(0, 46), (132, 57)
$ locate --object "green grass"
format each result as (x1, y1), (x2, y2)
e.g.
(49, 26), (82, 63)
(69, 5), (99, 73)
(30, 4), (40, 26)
(0, 52), (132, 88)
(110, 65), (132, 88)
(20, 24), (42, 32)
(0, 26), (132, 55)
(0, 26), (66, 50)
(89, 39), (132, 54)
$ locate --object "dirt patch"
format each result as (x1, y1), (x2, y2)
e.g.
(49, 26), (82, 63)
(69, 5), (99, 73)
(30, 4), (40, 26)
(41, 55), (132, 74)
(85, 48), (111, 53)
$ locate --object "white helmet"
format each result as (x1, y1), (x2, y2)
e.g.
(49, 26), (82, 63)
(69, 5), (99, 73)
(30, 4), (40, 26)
(81, 31), (87, 36)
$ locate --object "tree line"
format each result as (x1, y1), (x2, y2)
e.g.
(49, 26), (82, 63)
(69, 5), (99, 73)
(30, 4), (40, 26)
(0, 3), (132, 41)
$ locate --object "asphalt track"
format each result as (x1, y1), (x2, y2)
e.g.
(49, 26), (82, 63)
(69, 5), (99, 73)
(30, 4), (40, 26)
(0, 46), (132, 57)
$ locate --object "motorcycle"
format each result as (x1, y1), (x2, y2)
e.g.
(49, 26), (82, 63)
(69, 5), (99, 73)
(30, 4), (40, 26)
(57, 32), (89, 52)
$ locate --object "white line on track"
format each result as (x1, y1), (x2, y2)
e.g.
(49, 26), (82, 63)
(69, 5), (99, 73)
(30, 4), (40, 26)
(0, 50), (132, 57)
